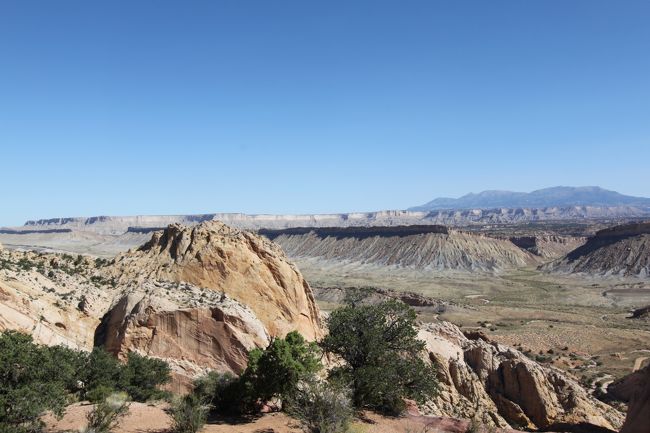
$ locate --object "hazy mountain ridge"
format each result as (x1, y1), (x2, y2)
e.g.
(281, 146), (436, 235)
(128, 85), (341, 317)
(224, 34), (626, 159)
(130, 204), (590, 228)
(410, 186), (650, 211)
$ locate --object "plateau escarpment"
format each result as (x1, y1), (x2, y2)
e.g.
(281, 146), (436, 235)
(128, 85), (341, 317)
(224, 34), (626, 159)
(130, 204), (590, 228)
(262, 226), (542, 272)
(544, 222), (650, 276)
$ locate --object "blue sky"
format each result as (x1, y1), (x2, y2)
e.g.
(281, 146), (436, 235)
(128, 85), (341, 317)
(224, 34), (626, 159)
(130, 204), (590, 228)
(1, 1), (649, 226)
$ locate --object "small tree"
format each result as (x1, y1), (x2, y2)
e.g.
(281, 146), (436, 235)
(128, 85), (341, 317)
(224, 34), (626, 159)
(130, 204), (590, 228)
(321, 300), (437, 414)
(120, 351), (171, 401)
(243, 331), (321, 403)
(210, 331), (322, 414)
(81, 348), (124, 402)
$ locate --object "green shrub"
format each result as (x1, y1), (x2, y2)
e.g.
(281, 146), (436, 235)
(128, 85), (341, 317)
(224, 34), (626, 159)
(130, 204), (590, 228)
(210, 331), (322, 415)
(0, 331), (76, 433)
(120, 352), (171, 401)
(0, 329), (171, 433)
(243, 331), (321, 403)
(170, 393), (209, 433)
(83, 392), (129, 433)
(286, 378), (352, 433)
(321, 300), (437, 415)
(81, 348), (124, 402)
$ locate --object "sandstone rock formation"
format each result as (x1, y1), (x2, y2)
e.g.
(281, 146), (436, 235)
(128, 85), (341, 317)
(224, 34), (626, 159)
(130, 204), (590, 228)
(263, 227), (539, 272)
(419, 321), (624, 431)
(107, 221), (322, 340)
(0, 250), (113, 350)
(608, 364), (650, 433)
(543, 222), (650, 276)
(94, 284), (270, 389)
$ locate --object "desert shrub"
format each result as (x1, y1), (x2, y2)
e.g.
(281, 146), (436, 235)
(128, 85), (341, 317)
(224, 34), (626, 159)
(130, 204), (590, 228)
(210, 331), (322, 415)
(0, 328), (170, 433)
(170, 393), (209, 433)
(321, 300), (437, 415)
(286, 378), (353, 433)
(0, 331), (76, 433)
(243, 331), (321, 403)
(83, 392), (129, 433)
(192, 371), (236, 407)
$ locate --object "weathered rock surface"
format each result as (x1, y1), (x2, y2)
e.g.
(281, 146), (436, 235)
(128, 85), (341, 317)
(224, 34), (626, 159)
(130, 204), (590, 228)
(108, 221), (322, 340)
(543, 222), (650, 276)
(94, 285), (270, 389)
(419, 321), (623, 431)
(608, 364), (650, 433)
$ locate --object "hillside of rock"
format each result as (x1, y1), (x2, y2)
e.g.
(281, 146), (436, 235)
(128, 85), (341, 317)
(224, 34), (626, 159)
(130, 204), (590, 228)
(419, 321), (624, 431)
(543, 222), (650, 276)
(263, 227), (539, 272)
(0, 220), (323, 388)
(107, 221), (322, 340)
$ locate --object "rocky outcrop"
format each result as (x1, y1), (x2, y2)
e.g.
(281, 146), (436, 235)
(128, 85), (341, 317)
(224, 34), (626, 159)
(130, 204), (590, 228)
(543, 222), (650, 276)
(94, 286), (270, 389)
(608, 365), (650, 433)
(108, 221), (322, 340)
(267, 228), (539, 272)
(419, 322), (623, 430)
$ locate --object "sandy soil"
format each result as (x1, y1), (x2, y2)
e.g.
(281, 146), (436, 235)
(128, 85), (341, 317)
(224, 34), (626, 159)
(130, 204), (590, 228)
(44, 402), (529, 433)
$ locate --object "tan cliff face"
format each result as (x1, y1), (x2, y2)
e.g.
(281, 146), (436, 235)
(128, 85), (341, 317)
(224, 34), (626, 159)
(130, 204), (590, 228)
(107, 221), (323, 340)
(94, 286), (271, 390)
(418, 321), (624, 431)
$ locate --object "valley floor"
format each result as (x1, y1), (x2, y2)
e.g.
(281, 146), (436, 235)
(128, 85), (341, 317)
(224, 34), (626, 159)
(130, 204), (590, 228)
(300, 259), (650, 386)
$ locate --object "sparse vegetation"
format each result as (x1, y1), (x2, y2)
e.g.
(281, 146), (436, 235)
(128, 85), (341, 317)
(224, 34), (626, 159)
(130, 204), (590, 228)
(286, 378), (353, 433)
(83, 392), (129, 433)
(170, 393), (209, 433)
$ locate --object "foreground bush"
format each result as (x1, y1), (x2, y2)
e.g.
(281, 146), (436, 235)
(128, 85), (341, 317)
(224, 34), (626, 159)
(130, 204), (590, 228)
(0, 330), (170, 433)
(170, 393), (209, 433)
(81, 348), (171, 402)
(0, 331), (74, 433)
(286, 379), (353, 433)
(321, 300), (437, 415)
(83, 392), (129, 433)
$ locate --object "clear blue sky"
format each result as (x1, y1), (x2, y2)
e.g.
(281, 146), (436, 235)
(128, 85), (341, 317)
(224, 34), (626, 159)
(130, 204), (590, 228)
(1, 1), (649, 226)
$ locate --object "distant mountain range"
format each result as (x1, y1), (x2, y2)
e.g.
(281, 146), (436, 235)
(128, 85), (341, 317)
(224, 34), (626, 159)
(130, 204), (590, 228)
(409, 186), (650, 211)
